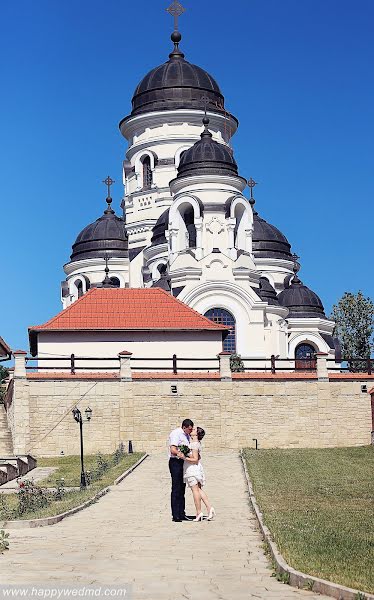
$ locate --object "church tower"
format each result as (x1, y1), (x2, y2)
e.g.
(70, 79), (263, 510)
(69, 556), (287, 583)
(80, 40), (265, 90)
(61, 1), (337, 362)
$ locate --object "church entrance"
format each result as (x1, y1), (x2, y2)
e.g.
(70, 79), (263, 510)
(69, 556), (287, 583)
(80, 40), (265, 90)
(295, 343), (316, 371)
(204, 308), (236, 353)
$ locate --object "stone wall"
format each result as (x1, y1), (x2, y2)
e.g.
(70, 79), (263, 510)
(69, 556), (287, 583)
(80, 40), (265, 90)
(21, 378), (372, 457)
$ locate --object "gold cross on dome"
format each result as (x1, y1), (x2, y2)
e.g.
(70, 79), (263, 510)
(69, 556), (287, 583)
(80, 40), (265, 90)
(103, 175), (115, 198)
(247, 177), (258, 199)
(166, 0), (186, 31)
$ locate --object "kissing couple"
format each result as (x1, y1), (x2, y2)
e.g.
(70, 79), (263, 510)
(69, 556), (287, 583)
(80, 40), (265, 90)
(168, 419), (216, 522)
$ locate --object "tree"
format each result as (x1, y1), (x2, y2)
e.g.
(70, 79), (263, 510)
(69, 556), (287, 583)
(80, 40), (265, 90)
(0, 366), (9, 403)
(0, 366), (8, 383)
(331, 292), (374, 368)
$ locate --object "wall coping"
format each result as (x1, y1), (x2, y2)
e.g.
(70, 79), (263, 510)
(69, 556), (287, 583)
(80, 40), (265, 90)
(25, 371), (374, 382)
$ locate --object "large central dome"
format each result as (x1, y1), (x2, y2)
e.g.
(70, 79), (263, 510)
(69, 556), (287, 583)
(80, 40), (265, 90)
(131, 32), (226, 117)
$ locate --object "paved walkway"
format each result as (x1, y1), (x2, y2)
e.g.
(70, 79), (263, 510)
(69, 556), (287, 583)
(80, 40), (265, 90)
(0, 453), (330, 600)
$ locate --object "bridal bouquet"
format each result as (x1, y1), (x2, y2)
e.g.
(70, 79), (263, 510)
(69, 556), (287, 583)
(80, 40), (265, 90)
(178, 444), (190, 457)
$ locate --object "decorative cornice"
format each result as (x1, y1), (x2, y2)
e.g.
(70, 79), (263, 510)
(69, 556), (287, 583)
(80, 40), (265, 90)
(170, 174), (247, 195)
(64, 257), (129, 275)
(119, 109), (238, 143)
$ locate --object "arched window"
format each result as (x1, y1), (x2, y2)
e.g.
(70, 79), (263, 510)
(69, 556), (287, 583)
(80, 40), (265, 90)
(142, 156), (152, 189)
(75, 280), (83, 299)
(109, 276), (121, 288)
(295, 343), (316, 371)
(181, 205), (196, 248)
(234, 204), (245, 250)
(205, 308), (236, 353)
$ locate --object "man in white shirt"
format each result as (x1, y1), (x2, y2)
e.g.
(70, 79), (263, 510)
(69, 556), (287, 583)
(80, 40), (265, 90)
(168, 419), (193, 522)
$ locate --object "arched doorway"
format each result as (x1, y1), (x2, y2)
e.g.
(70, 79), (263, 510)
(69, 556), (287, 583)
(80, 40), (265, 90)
(205, 308), (236, 353)
(295, 343), (316, 371)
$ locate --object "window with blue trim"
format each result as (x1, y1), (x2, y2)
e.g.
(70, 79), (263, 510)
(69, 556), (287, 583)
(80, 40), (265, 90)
(205, 308), (236, 353)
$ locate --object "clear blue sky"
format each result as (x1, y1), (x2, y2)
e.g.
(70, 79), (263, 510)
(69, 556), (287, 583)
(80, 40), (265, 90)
(1, 0), (373, 352)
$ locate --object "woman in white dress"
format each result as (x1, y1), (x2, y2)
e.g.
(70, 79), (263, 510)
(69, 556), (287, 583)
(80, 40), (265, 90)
(177, 427), (216, 521)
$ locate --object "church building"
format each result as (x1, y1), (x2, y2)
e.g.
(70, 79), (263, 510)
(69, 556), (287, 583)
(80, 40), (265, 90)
(56, 6), (338, 365)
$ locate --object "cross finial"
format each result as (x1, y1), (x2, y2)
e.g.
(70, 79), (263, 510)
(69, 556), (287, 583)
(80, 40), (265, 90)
(102, 254), (113, 288)
(201, 95), (209, 118)
(103, 175), (115, 199)
(247, 177), (258, 200)
(166, 0), (186, 31)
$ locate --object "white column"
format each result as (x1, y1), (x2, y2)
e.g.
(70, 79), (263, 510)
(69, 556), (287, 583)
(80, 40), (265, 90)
(119, 351), (132, 381)
(218, 351), (232, 381)
(195, 218), (203, 260)
(316, 352), (329, 382)
(12, 350), (30, 455)
(245, 226), (253, 254)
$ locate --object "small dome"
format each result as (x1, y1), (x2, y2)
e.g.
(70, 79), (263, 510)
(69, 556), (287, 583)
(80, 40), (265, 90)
(258, 277), (280, 306)
(177, 118), (238, 178)
(131, 33), (226, 117)
(278, 274), (326, 319)
(253, 212), (292, 260)
(70, 199), (128, 262)
(151, 209), (170, 246)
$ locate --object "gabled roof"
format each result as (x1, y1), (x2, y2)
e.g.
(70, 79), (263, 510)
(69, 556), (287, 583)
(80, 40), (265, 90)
(0, 336), (11, 358)
(29, 288), (228, 333)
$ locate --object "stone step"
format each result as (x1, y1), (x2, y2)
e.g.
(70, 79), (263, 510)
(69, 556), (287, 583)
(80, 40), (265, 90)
(0, 405), (13, 455)
(0, 455), (38, 485)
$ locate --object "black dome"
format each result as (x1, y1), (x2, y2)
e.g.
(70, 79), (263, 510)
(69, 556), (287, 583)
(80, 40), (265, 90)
(70, 200), (128, 262)
(278, 274), (326, 319)
(258, 277), (280, 306)
(177, 119), (238, 178)
(131, 34), (226, 117)
(253, 212), (292, 260)
(151, 209), (170, 246)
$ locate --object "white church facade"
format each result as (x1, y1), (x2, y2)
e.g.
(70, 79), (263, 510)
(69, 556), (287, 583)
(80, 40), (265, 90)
(56, 25), (338, 365)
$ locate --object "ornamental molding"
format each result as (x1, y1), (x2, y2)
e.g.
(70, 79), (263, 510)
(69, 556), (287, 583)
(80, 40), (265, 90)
(64, 257), (129, 275)
(170, 173), (247, 195)
(206, 217), (224, 235)
(182, 281), (267, 314)
(254, 257), (295, 270)
(143, 243), (168, 261)
(286, 317), (335, 332)
(119, 109), (238, 142)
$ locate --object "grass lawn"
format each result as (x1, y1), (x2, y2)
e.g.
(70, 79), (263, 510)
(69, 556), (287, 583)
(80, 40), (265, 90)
(0, 452), (144, 521)
(243, 446), (374, 595)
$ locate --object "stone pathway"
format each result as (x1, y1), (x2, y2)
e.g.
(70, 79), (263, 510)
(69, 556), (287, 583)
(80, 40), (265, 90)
(0, 453), (330, 600)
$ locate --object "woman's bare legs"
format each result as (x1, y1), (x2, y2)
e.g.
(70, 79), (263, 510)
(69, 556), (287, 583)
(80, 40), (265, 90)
(191, 484), (202, 515)
(198, 484), (211, 513)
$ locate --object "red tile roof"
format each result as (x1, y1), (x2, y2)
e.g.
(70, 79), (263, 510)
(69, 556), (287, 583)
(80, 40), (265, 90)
(0, 336), (11, 357)
(29, 288), (229, 332)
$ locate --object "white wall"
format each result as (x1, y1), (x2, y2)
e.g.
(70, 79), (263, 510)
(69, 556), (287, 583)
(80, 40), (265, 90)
(36, 330), (223, 372)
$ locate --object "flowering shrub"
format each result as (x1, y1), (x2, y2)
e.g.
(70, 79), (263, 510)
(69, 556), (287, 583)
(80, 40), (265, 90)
(17, 479), (51, 515)
(0, 530), (9, 553)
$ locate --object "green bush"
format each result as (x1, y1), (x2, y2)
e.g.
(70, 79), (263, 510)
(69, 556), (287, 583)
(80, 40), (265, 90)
(0, 530), (9, 553)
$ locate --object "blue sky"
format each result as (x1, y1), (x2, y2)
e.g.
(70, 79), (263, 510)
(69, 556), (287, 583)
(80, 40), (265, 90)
(1, 0), (373, 352)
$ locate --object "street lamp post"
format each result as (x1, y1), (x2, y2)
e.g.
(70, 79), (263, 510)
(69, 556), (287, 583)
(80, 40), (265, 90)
(72, 406), (93, 489)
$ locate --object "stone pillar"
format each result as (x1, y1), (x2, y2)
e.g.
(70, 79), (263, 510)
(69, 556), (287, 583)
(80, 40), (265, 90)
(218, 351), (232, 382)
(119, 351), (132, 382)
(316, 352), (329, 382)
(14, 349), (27, 378)
(12, 350), (30, 455)
(370, 388), (374, 446)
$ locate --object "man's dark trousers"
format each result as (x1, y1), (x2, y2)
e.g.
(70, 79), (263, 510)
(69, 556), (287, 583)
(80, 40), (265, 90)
(169, 457), (185, 520)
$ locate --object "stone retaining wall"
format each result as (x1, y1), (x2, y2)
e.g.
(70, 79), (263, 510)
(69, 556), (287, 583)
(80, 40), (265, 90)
(12, 377), (372, 456)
